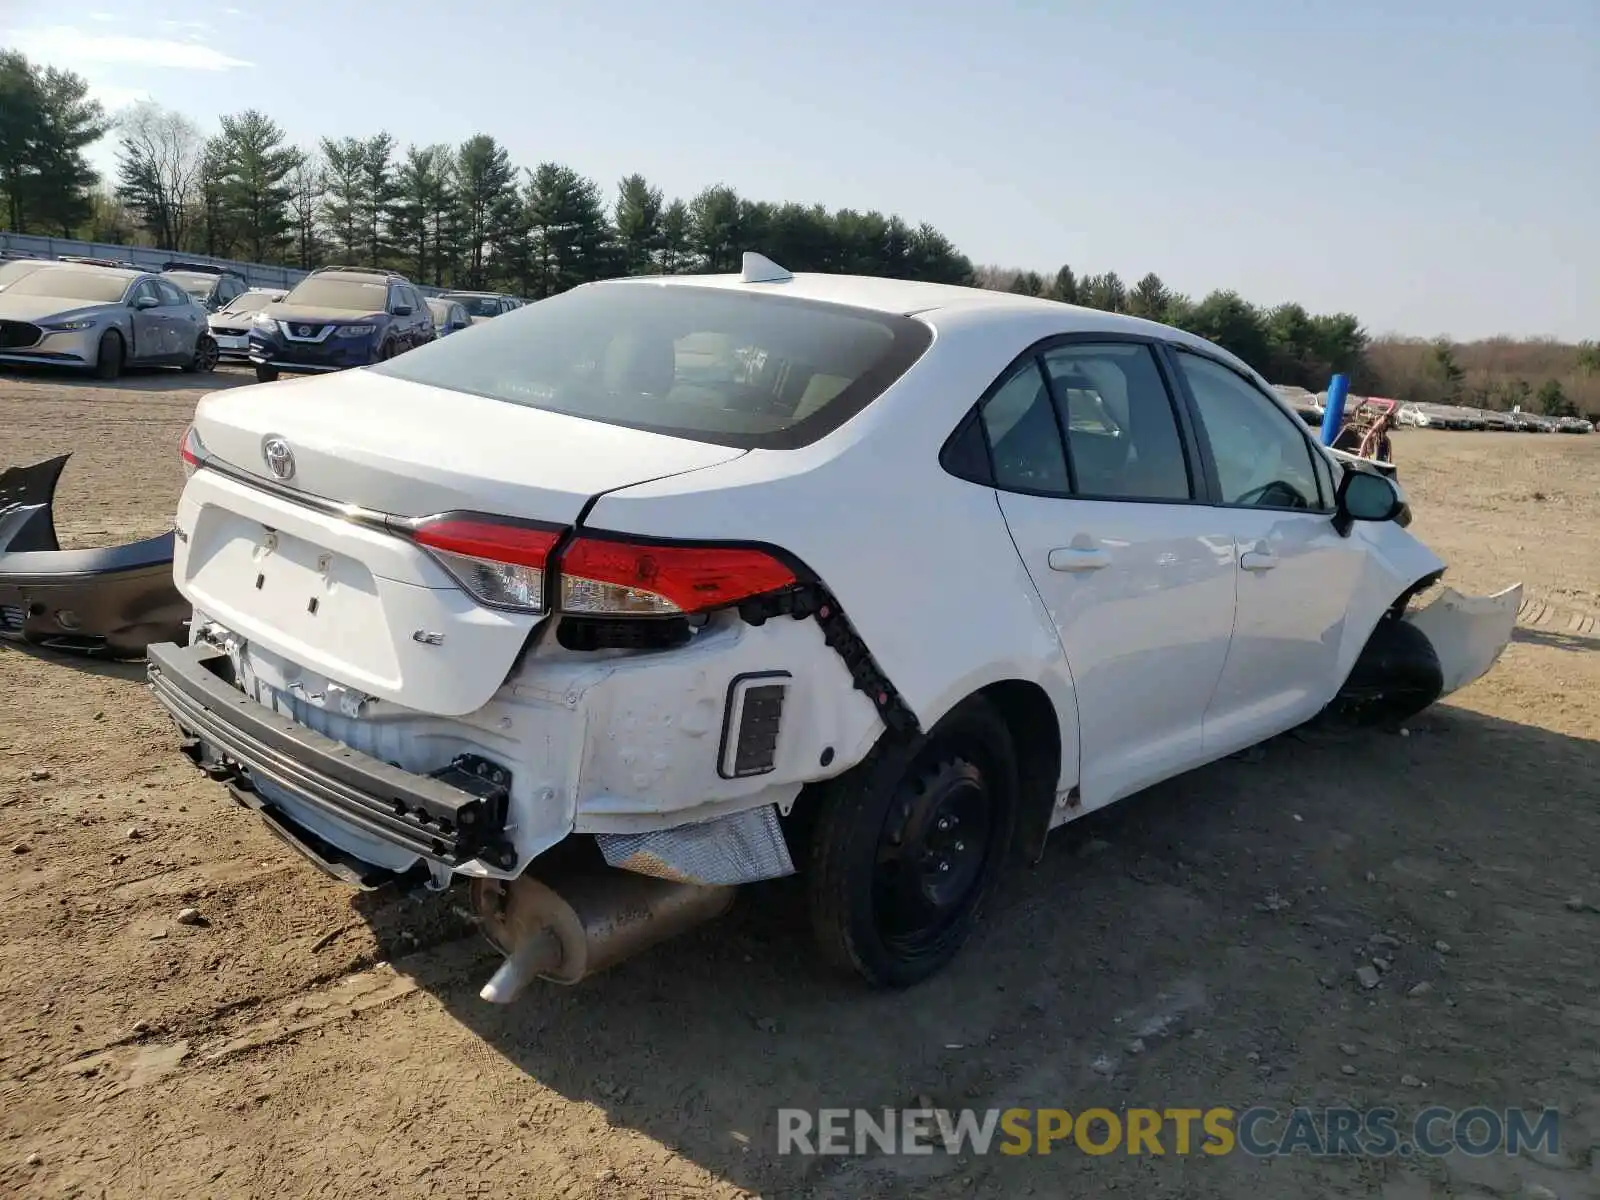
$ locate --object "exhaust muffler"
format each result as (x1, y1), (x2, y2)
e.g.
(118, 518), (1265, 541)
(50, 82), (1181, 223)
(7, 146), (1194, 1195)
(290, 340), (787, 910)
(471, 869), (736, 1003)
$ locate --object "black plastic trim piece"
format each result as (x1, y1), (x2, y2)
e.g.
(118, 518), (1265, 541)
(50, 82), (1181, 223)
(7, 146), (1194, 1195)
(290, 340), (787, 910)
(716, 670), (792, 779)
(738, 583), (921, 738)
(147, 640), (513, 868)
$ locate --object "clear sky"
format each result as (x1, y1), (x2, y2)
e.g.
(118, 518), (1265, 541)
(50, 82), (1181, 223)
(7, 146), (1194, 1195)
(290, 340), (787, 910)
(4, 0), (1594, 341)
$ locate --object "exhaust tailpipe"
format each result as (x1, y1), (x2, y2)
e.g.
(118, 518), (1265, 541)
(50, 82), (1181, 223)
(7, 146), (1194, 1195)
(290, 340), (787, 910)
(471, 869), (736, 1003)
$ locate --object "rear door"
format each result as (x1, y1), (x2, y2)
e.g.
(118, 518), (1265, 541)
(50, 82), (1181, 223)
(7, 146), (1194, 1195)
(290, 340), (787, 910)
(1167, 349), (1369, 755)
(155, 279), (198, 359)
(984, 338), (1238, 808)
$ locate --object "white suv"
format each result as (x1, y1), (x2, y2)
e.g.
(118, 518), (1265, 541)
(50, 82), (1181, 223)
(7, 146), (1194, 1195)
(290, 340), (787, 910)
(147, 255), (1520, 1000)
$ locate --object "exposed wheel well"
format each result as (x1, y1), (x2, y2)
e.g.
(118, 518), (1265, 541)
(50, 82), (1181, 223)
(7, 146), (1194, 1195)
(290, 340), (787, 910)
(974, 679), (1061, 864)
(784, 678), (1063, 868)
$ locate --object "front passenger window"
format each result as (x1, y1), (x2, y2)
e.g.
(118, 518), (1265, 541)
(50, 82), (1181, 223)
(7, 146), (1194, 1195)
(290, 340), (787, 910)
(1175, 351), (1324, 510)
(979, 361), (1070, 494)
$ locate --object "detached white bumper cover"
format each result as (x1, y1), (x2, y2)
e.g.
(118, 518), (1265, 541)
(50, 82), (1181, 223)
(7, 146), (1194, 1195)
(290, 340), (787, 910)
(1403, 583), (1522, 696)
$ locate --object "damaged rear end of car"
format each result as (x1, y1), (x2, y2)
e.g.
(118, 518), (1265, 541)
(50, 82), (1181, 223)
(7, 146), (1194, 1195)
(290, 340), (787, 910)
(146, 276), (923, 1001)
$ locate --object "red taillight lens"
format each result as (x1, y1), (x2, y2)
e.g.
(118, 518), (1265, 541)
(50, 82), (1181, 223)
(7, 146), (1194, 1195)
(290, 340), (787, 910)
(180, 426), (205, 477)
(556, 536), (797, 616)
(412, 517), (562, 613)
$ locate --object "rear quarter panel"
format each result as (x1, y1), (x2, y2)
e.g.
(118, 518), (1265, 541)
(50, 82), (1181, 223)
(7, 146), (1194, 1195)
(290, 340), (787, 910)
(585, 313), (1085, 790)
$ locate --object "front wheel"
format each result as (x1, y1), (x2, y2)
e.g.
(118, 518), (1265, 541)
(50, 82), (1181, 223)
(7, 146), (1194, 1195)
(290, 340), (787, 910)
(93, 330), (124, 380)
(805, 696), (1018, 988)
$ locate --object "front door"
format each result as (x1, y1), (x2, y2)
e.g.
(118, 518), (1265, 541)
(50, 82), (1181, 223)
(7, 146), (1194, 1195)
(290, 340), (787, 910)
(983, 340), (1238, 809)
(1167, 349), (1369, 755)
(126, 281), (165, 362)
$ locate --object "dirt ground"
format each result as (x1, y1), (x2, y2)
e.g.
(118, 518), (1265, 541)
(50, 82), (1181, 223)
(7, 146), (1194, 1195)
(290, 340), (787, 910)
(1, 367), (1597, 1200)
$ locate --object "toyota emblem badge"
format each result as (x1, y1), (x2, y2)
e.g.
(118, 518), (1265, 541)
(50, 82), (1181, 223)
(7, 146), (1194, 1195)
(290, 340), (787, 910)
(262, 436), (295, 481)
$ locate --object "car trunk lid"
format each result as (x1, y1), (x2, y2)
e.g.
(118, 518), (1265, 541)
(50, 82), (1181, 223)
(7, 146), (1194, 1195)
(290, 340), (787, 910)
(178, 371), (745, 715)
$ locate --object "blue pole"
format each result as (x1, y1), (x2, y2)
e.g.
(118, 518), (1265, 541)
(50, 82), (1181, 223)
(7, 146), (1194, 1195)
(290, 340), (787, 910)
(1320, 373), (1350, 446)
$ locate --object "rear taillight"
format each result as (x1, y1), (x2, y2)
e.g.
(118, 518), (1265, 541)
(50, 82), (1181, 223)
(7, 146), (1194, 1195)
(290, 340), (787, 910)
(180, 426), (206, 478)
(408, 517), (798, 619)
(411, 517), (562, 614)
(556, 536), (797, 616)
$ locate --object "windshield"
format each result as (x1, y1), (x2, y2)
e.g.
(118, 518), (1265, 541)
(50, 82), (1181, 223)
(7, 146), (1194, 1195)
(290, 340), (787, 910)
(283, 277), (389, 311)
(369, 282), (932, 450)
(446, 294), (503, 318)
(426, 299), (451, 322)
(165, 272), (217, 298)
(2, 269), (131, 303)
(221, 292), (277, 316)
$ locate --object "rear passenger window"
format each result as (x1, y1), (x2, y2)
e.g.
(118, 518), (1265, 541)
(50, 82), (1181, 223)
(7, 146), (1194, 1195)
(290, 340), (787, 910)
(1040, 344), (1192, 501)
(979, 360), (1070, 494)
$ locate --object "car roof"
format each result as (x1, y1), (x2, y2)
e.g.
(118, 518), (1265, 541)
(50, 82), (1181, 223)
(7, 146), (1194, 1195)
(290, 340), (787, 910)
(309, 270), (397, 283)
(30, 261), (147, 284)
(441, 290), (503, 298)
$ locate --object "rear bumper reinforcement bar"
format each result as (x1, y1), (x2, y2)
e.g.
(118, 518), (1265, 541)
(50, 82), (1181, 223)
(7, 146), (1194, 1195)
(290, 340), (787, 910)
(146, 640), (513, 868)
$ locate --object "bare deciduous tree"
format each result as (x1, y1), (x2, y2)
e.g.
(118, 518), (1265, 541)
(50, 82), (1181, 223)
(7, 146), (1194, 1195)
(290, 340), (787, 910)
(114, 100), (203, 250)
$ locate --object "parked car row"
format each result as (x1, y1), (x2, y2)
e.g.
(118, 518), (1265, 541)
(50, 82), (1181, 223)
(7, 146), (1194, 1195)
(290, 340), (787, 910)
(1397, 402), (1592, 434)
(0, 247), (527, 381)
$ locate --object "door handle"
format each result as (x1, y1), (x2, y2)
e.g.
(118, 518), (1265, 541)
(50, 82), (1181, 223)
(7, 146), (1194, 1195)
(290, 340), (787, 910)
(1048, 547), (1110, 573)
(1239, 549), (1279, 572)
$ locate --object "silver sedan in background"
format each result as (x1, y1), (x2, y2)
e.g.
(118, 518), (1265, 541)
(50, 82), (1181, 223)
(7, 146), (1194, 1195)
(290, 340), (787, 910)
(208, 287), (288, 361)
(0, 263), (217, 379)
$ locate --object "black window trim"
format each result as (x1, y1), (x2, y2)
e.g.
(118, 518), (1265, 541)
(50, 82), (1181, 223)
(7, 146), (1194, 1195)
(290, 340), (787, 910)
(1160, 342), (1337, 515)
(939, 330), (1216, 507)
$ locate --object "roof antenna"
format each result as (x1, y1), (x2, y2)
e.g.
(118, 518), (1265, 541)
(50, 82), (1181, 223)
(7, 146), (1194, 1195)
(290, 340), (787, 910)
(740, 252), (793, 284)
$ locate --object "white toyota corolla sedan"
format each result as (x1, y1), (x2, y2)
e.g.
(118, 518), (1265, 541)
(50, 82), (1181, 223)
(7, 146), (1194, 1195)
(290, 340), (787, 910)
(147, 254), (1520, 1000)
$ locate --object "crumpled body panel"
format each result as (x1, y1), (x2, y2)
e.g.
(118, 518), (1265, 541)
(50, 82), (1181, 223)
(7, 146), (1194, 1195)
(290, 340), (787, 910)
(1403, 583), (1523, 696)
(0, 454), (189, 657)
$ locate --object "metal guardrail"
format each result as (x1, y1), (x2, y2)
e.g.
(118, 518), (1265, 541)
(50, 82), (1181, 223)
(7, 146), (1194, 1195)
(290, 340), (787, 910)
(0, 231), (447, 297)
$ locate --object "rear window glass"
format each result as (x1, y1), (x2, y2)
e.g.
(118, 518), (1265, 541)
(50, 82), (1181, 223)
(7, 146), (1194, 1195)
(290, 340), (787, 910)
(445, 293), (503, 318)
(3, 269), (131, 302)
(369, 282), (933, 449)
(166, 272), (216, 298)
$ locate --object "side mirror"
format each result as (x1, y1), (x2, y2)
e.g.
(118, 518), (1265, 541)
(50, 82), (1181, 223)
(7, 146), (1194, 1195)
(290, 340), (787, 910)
(133, 295), (159, 310)
(391, 305), (412, 317)
(1333, 469), (1405, 536)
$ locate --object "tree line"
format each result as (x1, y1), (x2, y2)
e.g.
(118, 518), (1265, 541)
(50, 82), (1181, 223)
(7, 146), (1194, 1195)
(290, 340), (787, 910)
(1, 49), (1593, 419)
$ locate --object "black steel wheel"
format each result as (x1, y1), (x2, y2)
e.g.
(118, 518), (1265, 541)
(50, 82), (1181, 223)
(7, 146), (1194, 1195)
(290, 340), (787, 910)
(806, 696), (1018, 988)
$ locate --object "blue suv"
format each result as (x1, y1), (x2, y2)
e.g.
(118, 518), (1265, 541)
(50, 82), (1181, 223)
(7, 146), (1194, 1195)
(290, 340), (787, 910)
(248, 266), (435, 382)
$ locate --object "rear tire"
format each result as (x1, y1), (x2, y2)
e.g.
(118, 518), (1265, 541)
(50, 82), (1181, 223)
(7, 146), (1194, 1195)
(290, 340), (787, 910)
(93, 330), (124, 381)
(183, 334), (219, 374)
(805, 696), (1018, 988)
(254, 363), (279, 383)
